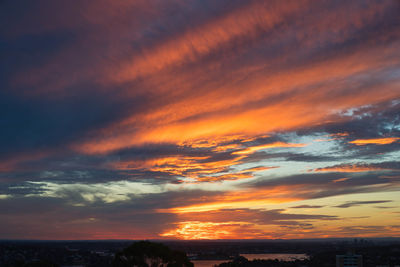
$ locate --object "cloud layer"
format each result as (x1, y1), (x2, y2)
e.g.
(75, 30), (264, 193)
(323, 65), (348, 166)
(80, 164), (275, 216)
(0, 0), (400, 239)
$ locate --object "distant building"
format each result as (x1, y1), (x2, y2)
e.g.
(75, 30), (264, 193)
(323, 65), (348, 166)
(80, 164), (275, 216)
(336, 252), (362, 267)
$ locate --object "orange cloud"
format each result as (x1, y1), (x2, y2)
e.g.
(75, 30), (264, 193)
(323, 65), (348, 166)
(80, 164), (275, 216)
(334, 133), (349, 137)
(74, 45), (400, 155)
(160, 186), (304, 214)
(112, 1), (308, 83)
(349, 137), (400, 146)
(180, 135), (246, 149)
(242, 166), (277, 172)
(105, 134), (281, 183)
(0, 151), (51, 172)
(160, 221), (246, 240)
(194, 166), (277, 183)
(65, 0), (400, 156)
(314, 132), (349, 142)
(196, 173), (253, 183)
(212, 144), (243, 152)
(159, 216), (400, 240)
(332, 177), (349, 183)
(160, 220), (316, 240)
(312, 164), (389, 173)
(233, 142), (306, 155)
(109, 153), (248, 182)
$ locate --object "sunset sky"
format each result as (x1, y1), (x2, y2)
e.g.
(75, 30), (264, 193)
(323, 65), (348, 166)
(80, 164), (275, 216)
(1, 0), (400, 240)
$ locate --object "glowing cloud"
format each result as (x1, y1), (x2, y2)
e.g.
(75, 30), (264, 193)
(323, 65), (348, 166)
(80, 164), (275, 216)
(349, 137), (400, 146)
(312, 163), (396, 173)
(1, 0), (400, 240)
(233, 142), (307, 155)
(160, 221), (243, 240)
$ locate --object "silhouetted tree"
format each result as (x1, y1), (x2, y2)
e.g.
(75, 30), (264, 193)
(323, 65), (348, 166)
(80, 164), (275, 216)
(113, 241), (193, 267)
(24, 260), (58, 267)
(3, 259), (58, 267)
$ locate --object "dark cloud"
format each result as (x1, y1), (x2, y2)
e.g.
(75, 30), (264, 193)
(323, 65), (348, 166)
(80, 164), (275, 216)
(247, 171), (400, 200)
(178, 208), (338, 225)
(374, 206), (396, 209)
(297, 99), (400, 160)
(311, 161), (400, 173)
(0, 196), (177, 239)
(290, 205), (325, 209)
(242, 151), (336, 164)
(334, 200), (393, 208)
(0, 86), (146, 159)
(338, 225), (391, 235)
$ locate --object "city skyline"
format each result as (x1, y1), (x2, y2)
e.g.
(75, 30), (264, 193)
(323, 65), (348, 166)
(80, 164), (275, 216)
(1, 0), (400, 240)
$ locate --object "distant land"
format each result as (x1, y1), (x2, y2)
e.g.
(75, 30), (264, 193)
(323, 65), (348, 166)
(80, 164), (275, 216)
(1, 238), (400, 266)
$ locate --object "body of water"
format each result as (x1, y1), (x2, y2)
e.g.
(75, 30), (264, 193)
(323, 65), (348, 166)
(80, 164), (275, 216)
(240, 253), (309, 261)
(192, 260), (226, 267)
(193, 253), (309, 267)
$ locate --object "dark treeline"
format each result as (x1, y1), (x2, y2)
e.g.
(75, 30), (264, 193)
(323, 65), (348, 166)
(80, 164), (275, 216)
(1, 239), (400, 267)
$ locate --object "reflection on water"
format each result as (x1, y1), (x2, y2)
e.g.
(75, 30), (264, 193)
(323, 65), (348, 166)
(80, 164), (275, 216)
(192, 260), (226, 267)
(193, 254), (309, 267)
(240, 253), (309, 261)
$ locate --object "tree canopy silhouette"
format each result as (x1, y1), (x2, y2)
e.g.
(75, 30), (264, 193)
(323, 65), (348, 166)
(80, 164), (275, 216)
(113, 241), (194, 267)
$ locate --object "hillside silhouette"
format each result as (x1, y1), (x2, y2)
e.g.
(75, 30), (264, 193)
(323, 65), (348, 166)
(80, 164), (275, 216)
(113, 241), (193, 267)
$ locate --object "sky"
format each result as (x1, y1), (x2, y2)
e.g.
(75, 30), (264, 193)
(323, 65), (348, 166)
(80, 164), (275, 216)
(0, 0), (400, 240)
